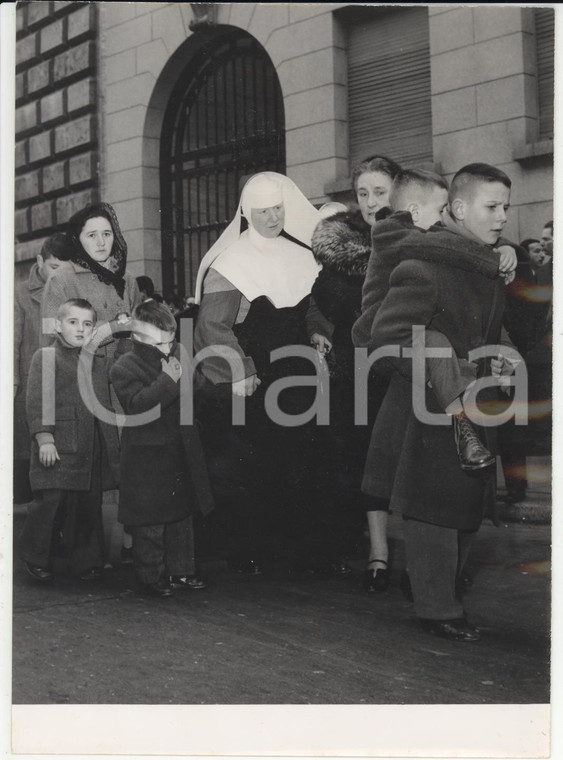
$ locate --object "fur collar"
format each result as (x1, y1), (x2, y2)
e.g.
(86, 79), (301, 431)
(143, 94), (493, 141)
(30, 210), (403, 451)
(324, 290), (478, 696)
(311, 209), (372, 278)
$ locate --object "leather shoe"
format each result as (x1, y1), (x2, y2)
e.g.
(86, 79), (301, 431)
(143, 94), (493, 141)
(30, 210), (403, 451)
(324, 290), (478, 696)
(138, 579), (174, 597)
(170, 575), (207, 590)
(363, 559), (389, 593)
(419, 616), (481, 642)
(24, 562), (54, 582)
(453, 413), (495, 471)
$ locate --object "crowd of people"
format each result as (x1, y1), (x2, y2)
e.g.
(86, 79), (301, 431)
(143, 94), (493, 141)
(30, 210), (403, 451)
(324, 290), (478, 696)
(13, 157), (553, 642)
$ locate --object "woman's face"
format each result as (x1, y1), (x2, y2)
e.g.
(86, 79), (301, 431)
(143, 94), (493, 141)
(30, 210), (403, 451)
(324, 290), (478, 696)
(79, 216), (114, 264)
(356, 171), (393, 226)
(250, 203), (285, 238)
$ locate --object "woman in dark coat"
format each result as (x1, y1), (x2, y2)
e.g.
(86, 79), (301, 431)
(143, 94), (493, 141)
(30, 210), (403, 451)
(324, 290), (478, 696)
(311, 155), (401, 591)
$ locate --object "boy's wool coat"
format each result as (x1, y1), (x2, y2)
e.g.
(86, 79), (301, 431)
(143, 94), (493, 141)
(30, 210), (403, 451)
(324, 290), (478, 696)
(26, 337), (121, 491)
(110, 340), (214, 527)
(360, 229), (507, 531)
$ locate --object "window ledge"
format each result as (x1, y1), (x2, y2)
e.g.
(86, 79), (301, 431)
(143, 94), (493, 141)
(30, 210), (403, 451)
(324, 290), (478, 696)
(513, 139), (553, 162)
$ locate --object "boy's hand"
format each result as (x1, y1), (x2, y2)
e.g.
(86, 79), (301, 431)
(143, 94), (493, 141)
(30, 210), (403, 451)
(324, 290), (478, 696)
(232, 375), (261, 397)
(310, 332), (332, 356)
(39, 443), (60, 467)
(161, 356), (182, 382)
(491, 353), (516, 386)
(116, 312), (130, 325)
(495, 245), (517, 273)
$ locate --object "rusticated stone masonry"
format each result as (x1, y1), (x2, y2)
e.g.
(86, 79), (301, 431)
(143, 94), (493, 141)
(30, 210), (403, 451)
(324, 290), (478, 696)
(15, 1), (99, 265)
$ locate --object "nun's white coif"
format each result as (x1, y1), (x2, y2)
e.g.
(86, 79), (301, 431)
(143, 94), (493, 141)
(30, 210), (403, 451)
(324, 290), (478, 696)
(194, 172), (322, 308)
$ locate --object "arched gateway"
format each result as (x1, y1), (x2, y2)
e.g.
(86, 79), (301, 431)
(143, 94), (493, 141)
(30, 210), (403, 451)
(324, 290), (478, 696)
(160, 28), (286, 298)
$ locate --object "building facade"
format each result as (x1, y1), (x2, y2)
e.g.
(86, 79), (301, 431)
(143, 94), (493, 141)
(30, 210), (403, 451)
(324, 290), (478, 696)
(15, 2), (554, 297)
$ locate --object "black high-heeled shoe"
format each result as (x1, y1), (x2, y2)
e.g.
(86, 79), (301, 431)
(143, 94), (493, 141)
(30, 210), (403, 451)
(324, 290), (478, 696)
(363, 559), (389, 593)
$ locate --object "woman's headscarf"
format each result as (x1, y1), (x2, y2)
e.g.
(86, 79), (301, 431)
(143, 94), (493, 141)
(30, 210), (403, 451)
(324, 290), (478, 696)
(66, 202), (128, 298)
(194, 172), (322, 306)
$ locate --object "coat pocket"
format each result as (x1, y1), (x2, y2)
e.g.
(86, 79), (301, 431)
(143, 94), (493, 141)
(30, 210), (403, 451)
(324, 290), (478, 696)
(54, 406), (78, 453)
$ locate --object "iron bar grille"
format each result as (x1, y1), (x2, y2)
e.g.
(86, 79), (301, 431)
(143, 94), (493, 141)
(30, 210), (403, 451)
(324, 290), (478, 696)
(161, 30), (286, 298)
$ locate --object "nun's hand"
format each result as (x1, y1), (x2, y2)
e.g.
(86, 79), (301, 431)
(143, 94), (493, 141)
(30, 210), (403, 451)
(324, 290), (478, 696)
(232, 375), (261, 397)
(310, 332), (332, 356)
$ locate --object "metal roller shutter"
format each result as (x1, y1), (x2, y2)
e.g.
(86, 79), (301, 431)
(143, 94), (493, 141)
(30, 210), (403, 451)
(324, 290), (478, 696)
(346, 6), (433, 169)
(535, 8), (554, 139)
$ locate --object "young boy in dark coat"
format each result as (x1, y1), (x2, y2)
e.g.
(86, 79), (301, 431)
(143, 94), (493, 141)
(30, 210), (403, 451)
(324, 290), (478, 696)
(20, 298), (120, 582)
(110, 300), (214, 598)
(356, 164), (518, 642)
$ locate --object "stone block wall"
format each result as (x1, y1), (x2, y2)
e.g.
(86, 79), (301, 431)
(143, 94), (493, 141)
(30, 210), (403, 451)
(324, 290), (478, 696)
(99, 2), (349, 287)
(429, 5), (553, 242)
(15, 3), (552, 282)
(15, 1), (99, 266)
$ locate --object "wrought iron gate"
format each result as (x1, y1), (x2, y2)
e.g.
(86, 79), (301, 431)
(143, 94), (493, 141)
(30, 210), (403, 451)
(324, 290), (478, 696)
(160, 30), (286, 298)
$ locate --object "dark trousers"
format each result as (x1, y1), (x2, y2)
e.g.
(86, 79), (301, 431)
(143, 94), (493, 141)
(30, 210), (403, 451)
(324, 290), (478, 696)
(129, 516), (196, 584)
(403, 517), (476, 620)
(19, 485), (105, 575)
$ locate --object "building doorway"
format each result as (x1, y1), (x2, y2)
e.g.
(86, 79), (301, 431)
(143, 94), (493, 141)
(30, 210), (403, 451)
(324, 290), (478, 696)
(160, 28), (286, 299)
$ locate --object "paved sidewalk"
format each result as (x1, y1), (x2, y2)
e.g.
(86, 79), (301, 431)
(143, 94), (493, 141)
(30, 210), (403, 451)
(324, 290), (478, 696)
(12, 508), (550, 706)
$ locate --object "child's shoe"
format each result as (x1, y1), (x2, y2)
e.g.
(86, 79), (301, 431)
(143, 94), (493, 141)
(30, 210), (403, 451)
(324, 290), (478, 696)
(169, 574), (207, 590)
(453, 413), (495, 471)
(24, 562), (54, 582)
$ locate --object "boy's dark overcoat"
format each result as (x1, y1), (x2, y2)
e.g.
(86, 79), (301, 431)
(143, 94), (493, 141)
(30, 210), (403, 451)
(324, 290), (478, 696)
(110, 341), (214, 527)
(361, 234), (507, 532)
(26, 337), (121, 491)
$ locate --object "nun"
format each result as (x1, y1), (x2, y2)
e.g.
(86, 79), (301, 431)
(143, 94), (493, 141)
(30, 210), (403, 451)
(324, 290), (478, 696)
(193, 172), (345, 576)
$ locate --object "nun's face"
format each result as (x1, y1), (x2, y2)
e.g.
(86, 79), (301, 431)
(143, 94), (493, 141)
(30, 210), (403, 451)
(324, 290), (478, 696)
(79, 216), (114, 263)
(250, 203), (285, 238)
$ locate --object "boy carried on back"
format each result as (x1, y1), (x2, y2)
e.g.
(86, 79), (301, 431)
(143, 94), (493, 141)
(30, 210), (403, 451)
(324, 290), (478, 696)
(353, 167), (518, 471)
(353, 163), (519, 641)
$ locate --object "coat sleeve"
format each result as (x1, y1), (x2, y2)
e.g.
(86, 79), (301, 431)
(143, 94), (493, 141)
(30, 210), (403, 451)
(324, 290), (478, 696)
(41, 272), (69, 344)
(26, 348), (54, 438)
(367, 260), (441, 387)
(370, 260), (438, 350)
(193, 269), (256, 384)
(306, 295), (335, 340)
(110, 359), (180, 415)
